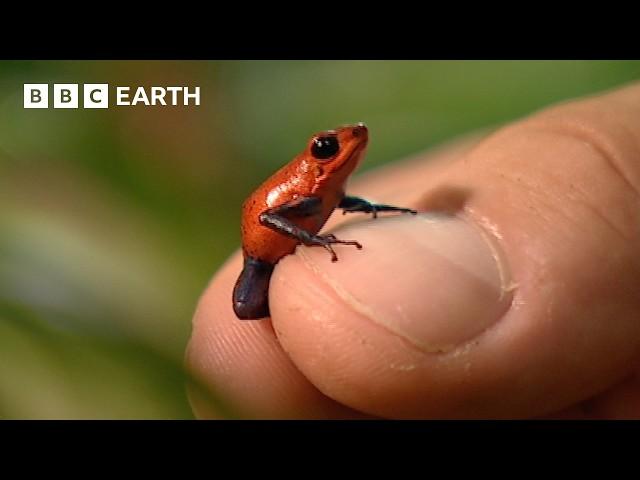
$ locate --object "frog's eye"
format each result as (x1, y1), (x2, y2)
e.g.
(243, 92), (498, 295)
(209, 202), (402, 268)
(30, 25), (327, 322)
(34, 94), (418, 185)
(311, 136), (339, 160)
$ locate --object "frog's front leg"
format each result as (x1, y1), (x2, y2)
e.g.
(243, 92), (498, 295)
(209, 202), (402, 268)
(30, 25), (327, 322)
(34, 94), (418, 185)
(259, 196), (362, 262)
(338, 195), (417, 219)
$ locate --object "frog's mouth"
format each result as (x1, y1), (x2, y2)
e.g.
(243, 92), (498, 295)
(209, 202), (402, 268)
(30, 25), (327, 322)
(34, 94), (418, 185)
(335, 140), (367, 174)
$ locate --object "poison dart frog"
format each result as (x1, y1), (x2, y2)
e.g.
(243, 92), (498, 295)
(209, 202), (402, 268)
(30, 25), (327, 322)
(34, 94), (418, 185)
(233, 123), (417, 320)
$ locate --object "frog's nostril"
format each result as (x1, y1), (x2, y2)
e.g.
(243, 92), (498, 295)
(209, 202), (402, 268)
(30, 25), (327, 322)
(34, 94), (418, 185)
(352, 123), (368, 138)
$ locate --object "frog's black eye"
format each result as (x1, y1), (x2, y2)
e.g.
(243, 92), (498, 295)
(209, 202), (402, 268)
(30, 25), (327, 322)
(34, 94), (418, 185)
(311, 136), (339, 160)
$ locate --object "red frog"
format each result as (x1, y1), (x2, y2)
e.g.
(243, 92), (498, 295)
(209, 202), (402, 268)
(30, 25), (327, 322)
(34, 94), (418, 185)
(233, 123), (417, 320)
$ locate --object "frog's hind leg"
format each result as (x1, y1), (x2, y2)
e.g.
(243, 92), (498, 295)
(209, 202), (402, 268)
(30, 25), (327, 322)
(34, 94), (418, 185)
(233, 257), (274, 320)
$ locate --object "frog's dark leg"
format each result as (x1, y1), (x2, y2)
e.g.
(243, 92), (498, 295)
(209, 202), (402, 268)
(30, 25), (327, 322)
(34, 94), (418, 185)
(233, 257), (274, 320)
(268, 195), (323, 218)
(339, 195), (417, 219)
(259, 196), (362, 262)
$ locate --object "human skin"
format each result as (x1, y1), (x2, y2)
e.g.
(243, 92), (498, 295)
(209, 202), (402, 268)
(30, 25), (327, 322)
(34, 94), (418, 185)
(186, 82), (640, 419)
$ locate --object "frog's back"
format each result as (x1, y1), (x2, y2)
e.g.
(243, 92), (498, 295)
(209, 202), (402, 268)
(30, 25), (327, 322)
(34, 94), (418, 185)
(240, 159), (320, 263)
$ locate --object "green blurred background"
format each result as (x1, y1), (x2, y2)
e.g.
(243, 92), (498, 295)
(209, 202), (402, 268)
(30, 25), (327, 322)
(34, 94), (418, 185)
(1, 60), (639, 419)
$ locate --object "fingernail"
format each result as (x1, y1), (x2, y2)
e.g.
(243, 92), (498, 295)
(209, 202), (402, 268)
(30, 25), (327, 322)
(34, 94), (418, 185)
(296, 214), (513, 352)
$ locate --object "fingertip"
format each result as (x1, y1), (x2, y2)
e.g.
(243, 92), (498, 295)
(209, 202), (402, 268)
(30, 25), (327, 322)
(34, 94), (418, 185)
(275, 214), (512, 353)
(269, 213), (514, 417)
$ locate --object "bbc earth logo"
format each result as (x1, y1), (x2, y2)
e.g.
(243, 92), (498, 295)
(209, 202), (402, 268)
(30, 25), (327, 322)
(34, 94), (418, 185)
(24, 84), (201, 109)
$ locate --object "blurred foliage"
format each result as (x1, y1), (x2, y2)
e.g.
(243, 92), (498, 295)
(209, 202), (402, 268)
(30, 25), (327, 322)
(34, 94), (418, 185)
(0, 60), (639, 418)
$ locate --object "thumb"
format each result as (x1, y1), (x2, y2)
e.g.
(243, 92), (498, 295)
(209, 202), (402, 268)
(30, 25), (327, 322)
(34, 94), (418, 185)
(268, 82), (640, 418)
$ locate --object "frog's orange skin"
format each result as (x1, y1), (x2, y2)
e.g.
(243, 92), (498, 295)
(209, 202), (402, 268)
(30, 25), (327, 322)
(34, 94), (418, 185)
(233, 123), (416, 320)
(241, 124), (368, 264)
